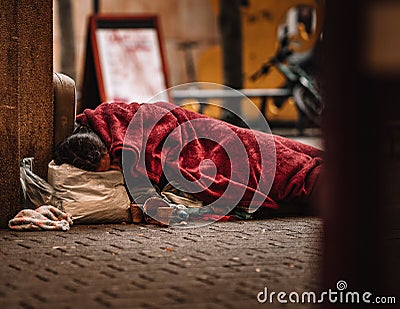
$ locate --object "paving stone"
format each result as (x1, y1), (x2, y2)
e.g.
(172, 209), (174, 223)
(0, 217), (323, 308)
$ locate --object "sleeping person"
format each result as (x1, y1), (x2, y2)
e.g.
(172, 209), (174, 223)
(54, 101), (323, 220)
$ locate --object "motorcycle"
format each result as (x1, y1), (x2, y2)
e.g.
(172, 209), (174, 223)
(250, 26), (323, 130)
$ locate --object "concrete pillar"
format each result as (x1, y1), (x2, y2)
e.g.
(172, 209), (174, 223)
(0, 0), (53, 228)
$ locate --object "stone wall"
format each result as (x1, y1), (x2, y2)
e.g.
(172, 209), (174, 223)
(0, 0), (53, 227)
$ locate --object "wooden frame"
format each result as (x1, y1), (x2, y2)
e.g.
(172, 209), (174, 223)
(80, 15), (169, 112)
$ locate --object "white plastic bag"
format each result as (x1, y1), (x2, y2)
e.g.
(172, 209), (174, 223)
(20, 157), (62, 209)
(47, 161), (131, 224)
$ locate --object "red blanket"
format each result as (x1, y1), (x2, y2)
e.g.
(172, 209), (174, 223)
(76, 102), (322, 212)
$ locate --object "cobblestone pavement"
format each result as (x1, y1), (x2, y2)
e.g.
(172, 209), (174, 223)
(0, 217), (322, 309)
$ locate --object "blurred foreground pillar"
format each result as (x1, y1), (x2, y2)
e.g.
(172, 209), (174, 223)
(0, 0), (53, 227)
(322, 0), (399, 305)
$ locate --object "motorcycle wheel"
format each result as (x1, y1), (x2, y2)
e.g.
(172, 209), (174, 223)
(293, 85), (323, 126)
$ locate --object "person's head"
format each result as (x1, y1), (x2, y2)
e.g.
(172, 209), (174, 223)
(54, 131), (111, 172)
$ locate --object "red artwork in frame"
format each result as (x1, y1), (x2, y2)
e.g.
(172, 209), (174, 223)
(80, 15), (170, 112)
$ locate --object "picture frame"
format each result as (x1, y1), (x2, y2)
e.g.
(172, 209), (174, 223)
(80, 15), (169, 112)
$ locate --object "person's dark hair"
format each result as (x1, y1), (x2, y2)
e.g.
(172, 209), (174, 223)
(54, 130), (108, 171)
(72, 123), (93, 134)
